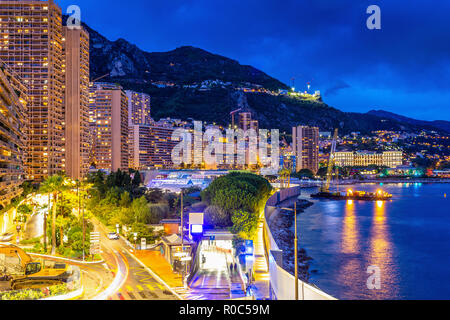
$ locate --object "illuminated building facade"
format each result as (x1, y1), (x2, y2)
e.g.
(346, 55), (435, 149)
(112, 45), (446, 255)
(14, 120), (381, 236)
(292, 125), (319, 173)
(129, 124), (151, 170)
(63, 25), (90, 179)
(334, 151), (403, 168)
(125, 90), (151, 126)
(126, 90), (152, 169)
(0, 62), (28, 207)
(238, 111), (258, 131)
(0, 0), (64, 180)
(148, 124), (177, 169)
(89, 82), (128, 172)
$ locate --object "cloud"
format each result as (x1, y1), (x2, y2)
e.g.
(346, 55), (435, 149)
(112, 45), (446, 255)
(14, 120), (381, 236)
(324, 81), (351, 96)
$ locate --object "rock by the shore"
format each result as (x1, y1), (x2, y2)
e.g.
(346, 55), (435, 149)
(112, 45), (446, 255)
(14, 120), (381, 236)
(268, 199), (315, 282)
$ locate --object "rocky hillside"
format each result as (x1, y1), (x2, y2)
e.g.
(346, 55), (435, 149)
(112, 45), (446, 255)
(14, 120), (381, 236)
(78, 17), (287, 90)
(367, 110), (450, 134)
(66, 16), (449, 135)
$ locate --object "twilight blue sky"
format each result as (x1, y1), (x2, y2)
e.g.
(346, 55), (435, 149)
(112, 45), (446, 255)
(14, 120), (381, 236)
(58, 0), (450, 121)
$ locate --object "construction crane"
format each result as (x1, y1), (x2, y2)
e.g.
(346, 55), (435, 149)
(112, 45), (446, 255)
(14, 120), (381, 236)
(320, 128), (338, 193)
(230, 108), (242, 128)
(91, 73), (110, 83)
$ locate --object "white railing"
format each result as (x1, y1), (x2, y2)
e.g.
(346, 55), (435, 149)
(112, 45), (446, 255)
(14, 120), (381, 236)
(263, 188), (336, 300)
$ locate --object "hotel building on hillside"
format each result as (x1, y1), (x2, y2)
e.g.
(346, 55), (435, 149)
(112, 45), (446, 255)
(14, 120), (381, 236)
(334, 150), (403, 168)
(292, 125), (319, 173)
(63, 25), (90, 180)
(89, 82), (128, 172)
(0, 0), (64, 180)
(0, 62), (28, 207)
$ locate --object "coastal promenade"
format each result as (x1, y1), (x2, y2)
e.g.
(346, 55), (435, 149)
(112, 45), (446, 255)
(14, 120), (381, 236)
(251, 213), (271, 299)
(260, 187), (336, 300)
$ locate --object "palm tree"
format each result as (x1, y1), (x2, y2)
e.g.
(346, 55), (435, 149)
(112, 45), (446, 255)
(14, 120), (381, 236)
(279, 166), (291, 189)
(39, 174), (67, 254)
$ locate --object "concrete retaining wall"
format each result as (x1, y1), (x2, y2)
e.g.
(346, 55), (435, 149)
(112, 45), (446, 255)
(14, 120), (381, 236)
(263, 188), (336, 300)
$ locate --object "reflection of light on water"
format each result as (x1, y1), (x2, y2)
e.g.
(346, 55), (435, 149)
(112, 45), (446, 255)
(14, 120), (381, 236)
(337, 199), (363, 293)
(375, 201), (385, 222)
(342, 200), (358, 254)
(368, 199), (398, 297)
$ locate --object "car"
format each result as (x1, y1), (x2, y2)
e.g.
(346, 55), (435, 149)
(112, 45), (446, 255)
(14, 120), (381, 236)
(107, 232), (119, 240)
(0, 233), (14, 242)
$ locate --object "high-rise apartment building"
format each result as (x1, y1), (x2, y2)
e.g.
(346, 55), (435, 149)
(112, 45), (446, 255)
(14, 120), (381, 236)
(129, 123), (178, 170)
(239, 111), (258, 132)
(0, 62), (28, 207)
(63, 25), (90, 180)
(125, 90), (151, 126)
(148, 124), (176, 169)
(126, 90), (152, 170)
(129, 124), (151, 170)
(89, 82), (128, 172)
(0, 0), (64, 180)
(334, 151), (403, 168)
(292, 125), (319, 173)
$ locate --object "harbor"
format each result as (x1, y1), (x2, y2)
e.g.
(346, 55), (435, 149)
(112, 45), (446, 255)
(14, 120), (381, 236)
(297, 182), (450, 299)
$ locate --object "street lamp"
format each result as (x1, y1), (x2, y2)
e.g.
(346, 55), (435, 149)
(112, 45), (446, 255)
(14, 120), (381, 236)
(179, 188), (189, 288)
(82, 193), (86, 262)
(280, 201), (303, 300)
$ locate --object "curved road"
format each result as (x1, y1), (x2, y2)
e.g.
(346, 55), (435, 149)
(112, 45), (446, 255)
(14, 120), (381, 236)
(21, 194), (179, 300)
(88, 218), (179, 300)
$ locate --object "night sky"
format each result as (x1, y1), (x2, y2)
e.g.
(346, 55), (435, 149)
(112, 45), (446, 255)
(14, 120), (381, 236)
(58, 0), (450, 121)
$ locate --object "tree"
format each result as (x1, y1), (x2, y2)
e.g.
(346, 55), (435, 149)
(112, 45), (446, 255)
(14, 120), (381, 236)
(230, 209), (259, 239)
(204, 205), (231, 228)
(20, 181), (34, 197)
(145, 188), (165, 203)
(201, 172), (272, 230)
(131, 196), (151, 224)
(17, 204), (32, 216)
(316, 166), (329, 178)
(132, 171), (142, 187)
(127, 222), (158, 243)
(119, 191), (131, 208)
(39, 175), (67, 254)
(292, 168), (314, 179)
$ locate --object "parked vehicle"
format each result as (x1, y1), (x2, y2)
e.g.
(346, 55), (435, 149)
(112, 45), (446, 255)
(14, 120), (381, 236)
(107, 232), (119, 240)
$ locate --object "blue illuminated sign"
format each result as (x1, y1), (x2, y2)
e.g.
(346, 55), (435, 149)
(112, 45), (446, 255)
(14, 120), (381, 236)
(191, 224), (203, 234)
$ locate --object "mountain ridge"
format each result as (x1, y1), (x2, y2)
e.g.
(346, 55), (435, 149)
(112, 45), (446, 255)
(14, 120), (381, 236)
(367, 110), (450, 134)
(65, 16), (449, 135)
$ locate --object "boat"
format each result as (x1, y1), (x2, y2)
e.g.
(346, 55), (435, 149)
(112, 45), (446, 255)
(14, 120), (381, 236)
(312, 128), (392, 201)
(311, 188), (392, 201)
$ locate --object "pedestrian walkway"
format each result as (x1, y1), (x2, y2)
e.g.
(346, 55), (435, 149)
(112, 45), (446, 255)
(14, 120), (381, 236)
(133, 250), (183, 288)
(251, 212), (271, 299)
(108, 283), (176, 300)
